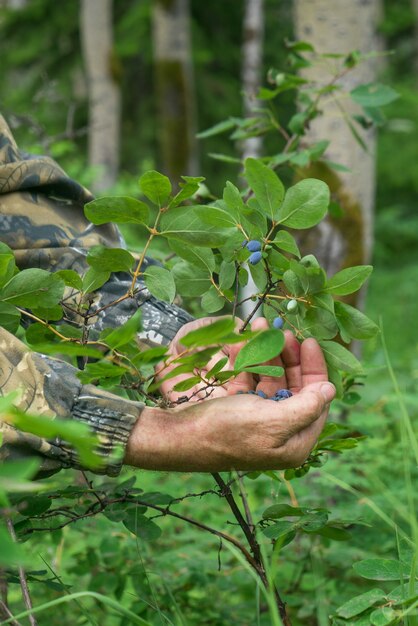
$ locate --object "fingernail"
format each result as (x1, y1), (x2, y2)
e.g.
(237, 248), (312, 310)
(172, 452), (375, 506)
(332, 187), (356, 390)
(320, 383), (336, 403)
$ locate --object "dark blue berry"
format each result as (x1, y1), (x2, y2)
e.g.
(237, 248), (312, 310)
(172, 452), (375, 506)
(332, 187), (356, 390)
(274, 389), (293, 399)
(256, 390), (267, 399)
(246, 240), (262, 252)
(248, 251), (262, 265)
(272, 316), (284, 330)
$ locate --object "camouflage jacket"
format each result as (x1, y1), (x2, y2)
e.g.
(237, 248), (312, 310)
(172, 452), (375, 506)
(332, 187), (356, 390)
(0, 114), (192, 477)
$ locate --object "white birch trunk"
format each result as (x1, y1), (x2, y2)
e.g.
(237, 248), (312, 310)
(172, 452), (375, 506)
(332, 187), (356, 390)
(241, 0), (265, 159)
(293, 0), (382, 273)
(152, 0), (198, 185)
(80, 0), (120, 193)
(240, 0), (265, 319)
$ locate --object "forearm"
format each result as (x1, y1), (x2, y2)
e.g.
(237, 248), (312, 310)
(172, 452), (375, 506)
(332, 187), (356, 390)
(0, 328), (141, 477)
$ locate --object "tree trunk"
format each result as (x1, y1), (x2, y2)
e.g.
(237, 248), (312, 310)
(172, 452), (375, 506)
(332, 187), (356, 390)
(293, 0), (382, 279)
(152, 0), (198, 186)
(240, 0), (265, 319)
(241, 0), (265, 159)
(80, 0), (121, 193)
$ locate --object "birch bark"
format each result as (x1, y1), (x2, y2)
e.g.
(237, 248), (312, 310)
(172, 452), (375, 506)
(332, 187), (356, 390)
(80, 0), (121, 192)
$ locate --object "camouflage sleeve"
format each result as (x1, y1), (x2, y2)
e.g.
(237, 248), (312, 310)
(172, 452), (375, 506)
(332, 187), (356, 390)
(0, 327), (141, 477)
(0, 113), (193, 475)
(0, 113), (193, 346)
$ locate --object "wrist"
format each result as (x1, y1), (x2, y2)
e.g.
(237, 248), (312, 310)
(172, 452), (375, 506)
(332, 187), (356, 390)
(123, 405), (198, 471)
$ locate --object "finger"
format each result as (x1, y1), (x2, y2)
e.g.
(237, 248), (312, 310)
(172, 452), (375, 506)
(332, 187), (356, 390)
(277, 382), (335, 465)
(273, 382), (335, 442)
(226, 340), (255, 395)
(280, 330), (302, 392)
(300, 338), (328, 387)
(250, 317), (288, 396)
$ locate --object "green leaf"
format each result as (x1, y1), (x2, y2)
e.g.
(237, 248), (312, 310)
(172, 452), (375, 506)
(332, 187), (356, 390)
(82, 268), (110, 293)
(169, 240), (215, 273)
(350, 83), (399, 108)
(30, 305), (63, 322)
(0, 525), (29, 566)
(263, 520), (298, 540)
(219, 261), (236, 290)
(234, 329), (284, 370)
(77, 361), (127, 385)
(0, 458), (41, 480)
(336, 588), (386, 619)
(201, 286), (225, 313)
(180, 318), (236, 348)
(84, 196), (150, 225)
(160, 206), (229, 247)
(262, 504), (304, 519)
(316, 526), (351, 541)
(143, 265), (176, 303)
(244, 158), (285, 221)
(1, 269), (65, 308)
(242, 365), (284, 377)
(268, 249), (290, 275)
(168, 176), (206, 208)
(223, 181), (246, 215)
(10, 409), (102, 470)
(87, 246), (135, 272)
(193, 202), (239, 228)
(123, 511), (162, 541)
(370, 606), (397, 625)
(206, 356), (229, 379)
(300, 511), (329, 532)
(319, 341), (363, 374)
(0, 301), (20, 333)
(197, 118), (237, 138)
(208, 152), (242, 164)
(278, 179), (330, 229)
(173, 376), (202, 391)
(283, 269), (304, 297)
(335, 301), (379, 340)
(55, 269), (83, 291)
(172, 262), (211, 296)
(100, 310), (142, 349)
(0, 251), (16, 288)
(272, 230), (301, 257)
(325, 265), (373, 296)
(311, 292), (335, 314)
(304, 307), (338, 340)
(139, 170), (171, 207)
(353, 559), (409, 581)
(20, 495), (51, 517)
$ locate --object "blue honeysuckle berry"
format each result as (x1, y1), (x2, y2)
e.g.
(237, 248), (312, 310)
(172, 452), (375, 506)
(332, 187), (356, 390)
(246, 240), (262, 252)
(272, 316), (284, 330)
(256, 390), (267, 399)
(274, 389), (293, 399)
(248, 251), (262, 265)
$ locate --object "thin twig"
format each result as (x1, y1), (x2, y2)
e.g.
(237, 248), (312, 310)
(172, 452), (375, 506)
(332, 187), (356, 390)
(6, 519), (37, 626)
(0, 600), (21, 626)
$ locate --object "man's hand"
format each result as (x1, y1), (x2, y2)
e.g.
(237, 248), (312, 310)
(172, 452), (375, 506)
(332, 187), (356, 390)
(125, 334), (336, 472)
(157, 316), (292, 402)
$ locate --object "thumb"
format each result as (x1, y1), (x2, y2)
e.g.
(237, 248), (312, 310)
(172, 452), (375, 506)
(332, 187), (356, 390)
(278, 382), (336, 438)
(302, 381), (336, 404)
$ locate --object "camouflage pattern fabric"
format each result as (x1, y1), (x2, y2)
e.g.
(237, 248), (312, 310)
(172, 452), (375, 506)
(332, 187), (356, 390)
(0, 327), (140, 477)
(0, 113), (193, 476)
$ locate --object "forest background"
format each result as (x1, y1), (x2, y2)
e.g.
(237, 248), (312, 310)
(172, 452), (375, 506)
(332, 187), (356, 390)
(0, 0), (417, 625)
